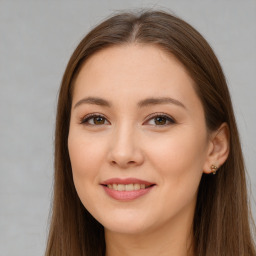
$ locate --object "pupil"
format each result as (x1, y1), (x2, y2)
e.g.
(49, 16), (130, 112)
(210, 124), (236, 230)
(94, 116), (104, 124)
(155, 117), (166, 125)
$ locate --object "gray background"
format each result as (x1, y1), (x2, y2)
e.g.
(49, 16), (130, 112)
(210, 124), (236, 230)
(0, 1), (255, 255)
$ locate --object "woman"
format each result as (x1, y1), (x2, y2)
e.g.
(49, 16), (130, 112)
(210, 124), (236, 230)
(45, 10), (256, 256)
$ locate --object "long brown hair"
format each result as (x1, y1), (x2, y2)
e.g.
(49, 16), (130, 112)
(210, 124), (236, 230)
(45, 10), (255, 255)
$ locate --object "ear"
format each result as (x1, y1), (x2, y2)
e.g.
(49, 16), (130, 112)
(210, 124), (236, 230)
(203, 123), (230, 174)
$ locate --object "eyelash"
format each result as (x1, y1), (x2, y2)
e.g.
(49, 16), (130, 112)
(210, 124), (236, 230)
(80, 113), (110, 126)
(80, 113), (176, 126)
(144, 112), (176, 126)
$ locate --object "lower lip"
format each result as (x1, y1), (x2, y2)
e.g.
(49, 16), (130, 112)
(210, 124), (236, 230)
(102, 185), (154, 201)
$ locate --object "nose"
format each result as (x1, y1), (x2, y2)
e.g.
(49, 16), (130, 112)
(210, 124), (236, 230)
(107, 124), (144, 169)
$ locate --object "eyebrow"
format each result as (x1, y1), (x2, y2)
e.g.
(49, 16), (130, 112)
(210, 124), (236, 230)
(73, 96), (186, 109)
(74, 97), (111, 109)
(137, 97), (186, 109)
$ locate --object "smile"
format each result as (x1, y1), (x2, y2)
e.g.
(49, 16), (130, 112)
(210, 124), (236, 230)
(101, 178), (155, 201)
(105, 183), (152, 191)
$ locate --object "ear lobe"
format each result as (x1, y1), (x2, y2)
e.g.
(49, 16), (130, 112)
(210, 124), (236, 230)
(203, 123), (230, 174)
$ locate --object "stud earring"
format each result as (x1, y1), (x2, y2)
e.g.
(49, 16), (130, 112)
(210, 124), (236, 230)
(211, 164), (218, 175)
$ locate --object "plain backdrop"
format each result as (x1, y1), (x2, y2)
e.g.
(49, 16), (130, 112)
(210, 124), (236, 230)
(0, 1), (255, 255)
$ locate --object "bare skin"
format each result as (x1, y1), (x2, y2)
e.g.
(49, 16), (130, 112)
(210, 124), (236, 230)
(68, 44), (229, 256)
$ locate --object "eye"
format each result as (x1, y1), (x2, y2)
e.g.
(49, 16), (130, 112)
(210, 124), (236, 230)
(80, 114), (110, 125)
(145, 113), (176, 126)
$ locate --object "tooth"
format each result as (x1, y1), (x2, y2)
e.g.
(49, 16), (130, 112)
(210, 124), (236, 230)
(109, 183), (149, 191)
(134, 184), (140, 190)
(117, 184), (125, 191)
(125, 184), (134, 191)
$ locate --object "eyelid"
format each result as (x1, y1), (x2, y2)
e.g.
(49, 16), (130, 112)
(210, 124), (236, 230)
(79, 112), (176, 126)
(143, 112), (176, 125)
(80, 113), (110, 125)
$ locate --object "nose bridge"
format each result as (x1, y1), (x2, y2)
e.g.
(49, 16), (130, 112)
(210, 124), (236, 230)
(108, 121), (144, 168)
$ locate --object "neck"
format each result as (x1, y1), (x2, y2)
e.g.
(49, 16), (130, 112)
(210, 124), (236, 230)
(105, 210), (195, 256)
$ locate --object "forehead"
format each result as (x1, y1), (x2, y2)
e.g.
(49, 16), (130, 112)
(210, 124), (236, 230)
(72, 44), (201, 110)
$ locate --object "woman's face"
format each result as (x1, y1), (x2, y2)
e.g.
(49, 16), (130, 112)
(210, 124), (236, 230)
(68, 44), (212, 235)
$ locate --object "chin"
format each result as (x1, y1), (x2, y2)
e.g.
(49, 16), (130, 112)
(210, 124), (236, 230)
(96, 210), (156, 235)
(104, 221), (150, 235)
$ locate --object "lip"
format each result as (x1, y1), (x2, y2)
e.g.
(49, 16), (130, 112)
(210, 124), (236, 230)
(101, 178), (154, 186)
(101, 178), (156, 201)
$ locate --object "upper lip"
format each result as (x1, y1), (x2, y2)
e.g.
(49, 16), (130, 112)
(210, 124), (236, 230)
(101, 178), (155, 186)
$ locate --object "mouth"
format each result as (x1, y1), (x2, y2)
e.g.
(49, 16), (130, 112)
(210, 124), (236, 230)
(100, 178), (156, 201)
(102, 183), (154, 191)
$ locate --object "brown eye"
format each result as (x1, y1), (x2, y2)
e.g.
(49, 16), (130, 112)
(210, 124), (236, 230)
(93, 116), (105, 125)
(146, 114), (175, 126)
(81, 114), (110, 125)
(154, 116), (167, 125)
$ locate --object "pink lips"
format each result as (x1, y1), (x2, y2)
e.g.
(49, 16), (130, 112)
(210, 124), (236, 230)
(101, 178), (155, 201)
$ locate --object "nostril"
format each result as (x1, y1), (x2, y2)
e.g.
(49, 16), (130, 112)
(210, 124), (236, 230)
(110, 160), (138, 169)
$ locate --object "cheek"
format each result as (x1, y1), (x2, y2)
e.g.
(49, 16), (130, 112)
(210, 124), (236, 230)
(69, 131), (102, 167)
(145, 130), (206, 219)
(150, 126), (207, 168)
(68, 132), (109, 214)
(146, 127), (207, 193)
(68, 132), (107, 188)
